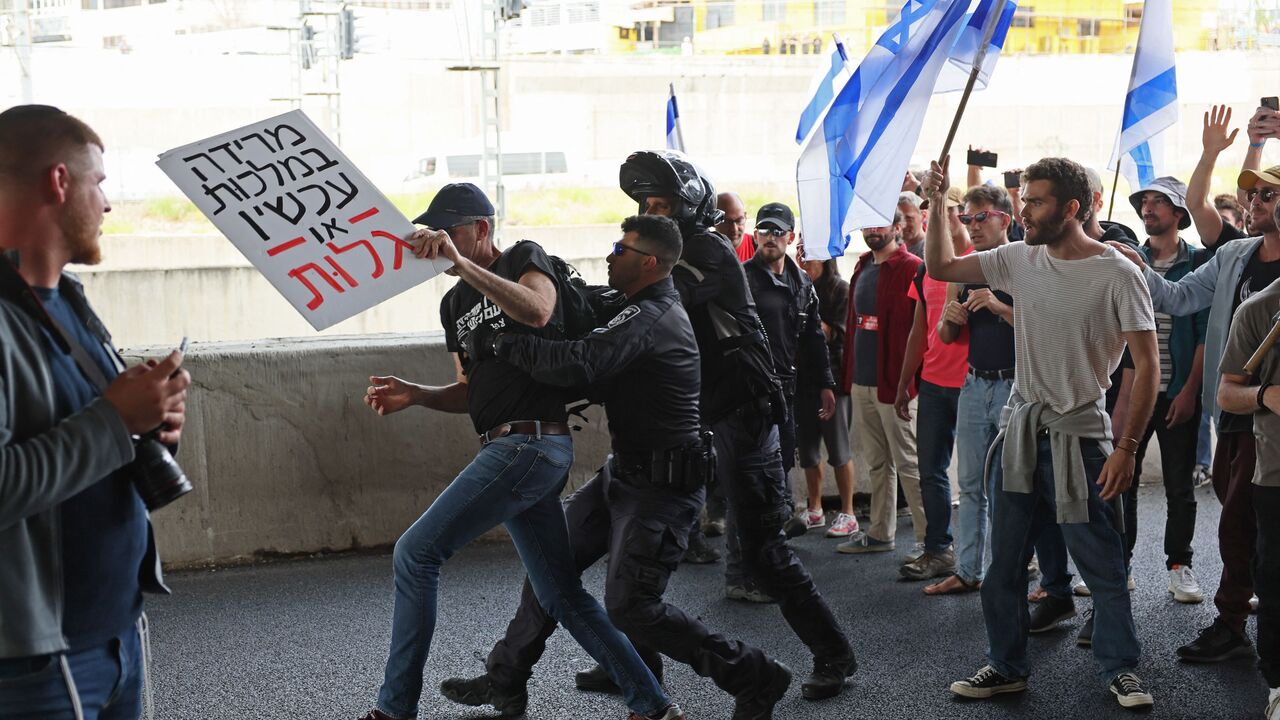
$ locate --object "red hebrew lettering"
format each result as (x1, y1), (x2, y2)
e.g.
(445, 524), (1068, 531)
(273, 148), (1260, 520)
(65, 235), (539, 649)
(266, 236), (306, 257)
(348, 207), (379, 224)
(289, 262), (346, 310)
(324, 255), (359, 289)
(371, 230), (416, 270)
(327, 239), (384, 280)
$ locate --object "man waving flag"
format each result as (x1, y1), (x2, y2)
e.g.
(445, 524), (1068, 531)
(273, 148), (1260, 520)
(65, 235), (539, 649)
(1108, 0), (1177, 193)
(796, 0), (1014, 260)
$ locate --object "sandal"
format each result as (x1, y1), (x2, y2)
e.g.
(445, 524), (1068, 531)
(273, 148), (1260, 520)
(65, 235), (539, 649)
(924, 574), (981, 595)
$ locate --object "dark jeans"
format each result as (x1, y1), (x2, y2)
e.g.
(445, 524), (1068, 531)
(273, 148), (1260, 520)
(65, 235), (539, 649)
(714, 408), (852, 662)
(486, 460), (772, 697)
(0, 623), (142, 719)
(982, 437), (1139, 682)
(1122, 393), (1199, 569)
(377, 434), (667, 718)
(917, 380), (960, 553)
(1212, 431), (1258, 634)
(1256, 484), (1280, 688)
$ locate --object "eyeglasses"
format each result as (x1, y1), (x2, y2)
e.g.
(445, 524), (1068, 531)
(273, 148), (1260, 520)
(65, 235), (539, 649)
(612, 241), (654, 258)
(958, 210), (1009, 225)
(756, 227), (790, 238)
(1247, 187), (1279, 204)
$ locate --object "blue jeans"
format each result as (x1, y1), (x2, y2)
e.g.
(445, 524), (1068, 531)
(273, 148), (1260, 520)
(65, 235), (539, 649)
(917, 379), (960, 553)
(1196, 405), (1212, 468)
(981, 436), (1140, 682)
(954, 374), (1012, 583)
(376, 434), (667, 718)
(0, 623), (143, 719)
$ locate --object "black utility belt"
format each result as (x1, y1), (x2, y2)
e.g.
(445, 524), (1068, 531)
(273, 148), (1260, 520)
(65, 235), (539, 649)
(969, 366), (1015, 381)
(612, 431), (716, 492)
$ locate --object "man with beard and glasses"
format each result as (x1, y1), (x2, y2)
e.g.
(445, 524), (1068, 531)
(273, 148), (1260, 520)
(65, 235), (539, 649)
(0, 105), (192, 719)
(928, 156), (1159, 709)
(740, 203), (837, 544)
(835, 212), (927, 555)
(1109, 161), (1280, 666)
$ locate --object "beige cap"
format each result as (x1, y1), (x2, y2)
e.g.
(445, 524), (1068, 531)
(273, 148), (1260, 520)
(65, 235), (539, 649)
(1239, 165), (1280, 190)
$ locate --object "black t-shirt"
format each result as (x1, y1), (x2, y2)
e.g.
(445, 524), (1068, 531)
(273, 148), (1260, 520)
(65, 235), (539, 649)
(852, 261), (880, 387)
(1204, 221), (1248, 261)
(441, 241), (569, 434)
(1107, 347), (1133, 415)
(1219, 247), (1280, 433)
(959, 283), (1015, 371)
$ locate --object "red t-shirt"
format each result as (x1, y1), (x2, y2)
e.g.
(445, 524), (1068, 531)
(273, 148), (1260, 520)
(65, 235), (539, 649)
(906, 248), (971, 389)
(735, 233), (756, 262)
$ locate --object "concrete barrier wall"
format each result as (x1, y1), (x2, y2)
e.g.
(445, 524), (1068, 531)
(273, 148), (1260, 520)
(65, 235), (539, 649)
(129, 334), (615, 567)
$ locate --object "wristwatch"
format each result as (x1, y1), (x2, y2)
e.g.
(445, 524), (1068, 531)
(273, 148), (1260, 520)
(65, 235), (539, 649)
(1260, 382), (1274, 414)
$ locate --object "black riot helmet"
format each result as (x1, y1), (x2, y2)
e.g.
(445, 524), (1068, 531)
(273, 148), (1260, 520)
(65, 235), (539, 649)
(619, 150), (724, 232)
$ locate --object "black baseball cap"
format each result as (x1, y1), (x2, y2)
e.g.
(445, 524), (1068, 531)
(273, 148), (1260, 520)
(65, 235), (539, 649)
(412, 183), (495, 228)
(756, 202), (794, 231)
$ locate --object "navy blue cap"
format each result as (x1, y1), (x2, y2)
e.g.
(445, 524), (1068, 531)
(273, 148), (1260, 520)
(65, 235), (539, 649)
(412, 183), (495, 228)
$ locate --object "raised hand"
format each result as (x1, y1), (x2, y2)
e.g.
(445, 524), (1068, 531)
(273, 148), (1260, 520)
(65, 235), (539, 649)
(922, 156), (951, 205)
(1202, 105), (1238, 154)
(1247, 107), (1280, 145)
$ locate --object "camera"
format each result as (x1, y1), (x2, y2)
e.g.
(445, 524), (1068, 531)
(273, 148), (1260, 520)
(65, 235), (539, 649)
(129, 433), (192, 511)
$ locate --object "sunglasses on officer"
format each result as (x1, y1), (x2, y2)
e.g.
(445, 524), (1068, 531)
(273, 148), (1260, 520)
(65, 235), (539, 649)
(958, 210), (1009, 225)
(755, 226), (790, 238)
(612, 240), (655, 258)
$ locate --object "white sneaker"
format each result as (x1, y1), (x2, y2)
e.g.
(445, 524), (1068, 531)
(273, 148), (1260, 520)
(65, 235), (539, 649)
(1253, 595), (1261, 613)
(825, 512), (858, 538)
(1266, 687), (1280, 720)
(1074, 576), (1136, 596)
(1167, 565), (1204, 604)
(802, 508), (826, 529)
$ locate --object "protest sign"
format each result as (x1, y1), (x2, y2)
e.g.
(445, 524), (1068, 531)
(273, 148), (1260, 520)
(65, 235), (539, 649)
(158, 110), (449, 330)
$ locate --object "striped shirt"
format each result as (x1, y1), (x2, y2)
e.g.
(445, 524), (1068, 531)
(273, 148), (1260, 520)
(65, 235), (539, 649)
(1151, 255), (1175, 392)
(978, 242), (1156, 415)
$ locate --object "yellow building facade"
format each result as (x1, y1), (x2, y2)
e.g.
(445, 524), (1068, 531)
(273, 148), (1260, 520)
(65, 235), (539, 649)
(689, 0), (1223, 57)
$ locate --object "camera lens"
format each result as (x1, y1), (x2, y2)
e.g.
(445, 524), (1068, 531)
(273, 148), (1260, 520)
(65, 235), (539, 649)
(130, 438), (193, 511)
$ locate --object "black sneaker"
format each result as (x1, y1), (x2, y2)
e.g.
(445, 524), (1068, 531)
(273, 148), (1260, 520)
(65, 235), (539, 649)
(733, 660), (793, 720)
(1176, 619), (1255, 662)
(682, 531), (722, 564)
(1028, 594), (1076, 633)
(1109, 672), (1154, 708)
(800, 655), (857, 700)
(1077, 608), (1094, 647)
(783, 514), (809, 538)
(575, 660), (664, 696)
(949, 665), (1028, 699)
(439, 674), (528, 717)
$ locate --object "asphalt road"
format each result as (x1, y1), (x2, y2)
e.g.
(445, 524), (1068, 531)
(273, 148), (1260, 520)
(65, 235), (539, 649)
(145, 482), (1268, 719)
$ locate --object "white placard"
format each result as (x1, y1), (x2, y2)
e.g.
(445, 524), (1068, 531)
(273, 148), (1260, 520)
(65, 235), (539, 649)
(157, 110), (449, 330)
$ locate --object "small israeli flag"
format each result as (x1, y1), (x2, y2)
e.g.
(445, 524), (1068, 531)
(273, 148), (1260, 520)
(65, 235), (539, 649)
(665, 83), (685, 153)
(1108, 0), (1177, 193)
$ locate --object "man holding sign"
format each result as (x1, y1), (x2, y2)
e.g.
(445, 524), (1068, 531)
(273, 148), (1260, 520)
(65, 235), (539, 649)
(360, 184), (682, 720)
(0, 105), (191, 719)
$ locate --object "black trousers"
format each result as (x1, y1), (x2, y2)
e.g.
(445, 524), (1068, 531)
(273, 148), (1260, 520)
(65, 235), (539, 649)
(1255, 484), (1280, 688)
(484, 460), (771, 697)
(713, 408), (852, 662)
(1123, 393), (1199, 569)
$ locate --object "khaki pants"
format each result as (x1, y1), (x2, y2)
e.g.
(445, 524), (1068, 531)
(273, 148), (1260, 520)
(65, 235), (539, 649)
(851, 383), (925, 544)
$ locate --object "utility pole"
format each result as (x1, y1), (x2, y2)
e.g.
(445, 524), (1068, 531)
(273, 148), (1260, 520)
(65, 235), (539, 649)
(449, 1), (509, 242)
(270, 0), (344, 145)
(6, 0), (34, 102)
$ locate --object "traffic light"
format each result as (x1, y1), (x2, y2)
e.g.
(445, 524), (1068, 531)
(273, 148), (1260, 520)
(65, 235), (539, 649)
(338, 6), (358, 60)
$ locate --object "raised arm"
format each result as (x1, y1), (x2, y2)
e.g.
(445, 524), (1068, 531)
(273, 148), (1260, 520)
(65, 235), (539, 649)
(1237, 106), (1280, 207)
(1188, 105), (1237, 248)
(923, 156), (987, 284)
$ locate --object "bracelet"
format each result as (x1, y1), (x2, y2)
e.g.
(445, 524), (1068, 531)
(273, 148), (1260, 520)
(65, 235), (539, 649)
(1250, 141), (1266, 148)
(1115, 436), (1140, 454)
(1260, 383), (1274, 413)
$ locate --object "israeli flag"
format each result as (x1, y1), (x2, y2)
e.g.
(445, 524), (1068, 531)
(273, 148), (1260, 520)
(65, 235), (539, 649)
(936, 0), (1016, 93)
(665, 83), (685, 153)
(795, 35), (851, 145)
(798, 0), (1013, 260)
(1108, 0), (1177, 193)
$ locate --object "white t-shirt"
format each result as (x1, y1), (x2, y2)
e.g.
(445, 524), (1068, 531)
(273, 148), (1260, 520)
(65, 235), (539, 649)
(978, 242), (1156, 414)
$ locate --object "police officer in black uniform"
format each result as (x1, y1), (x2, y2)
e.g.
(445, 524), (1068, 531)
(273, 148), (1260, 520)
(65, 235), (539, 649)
(438, 214), (789, 720)
(738, 202), (837, 555)
(618, 151), (857, 705)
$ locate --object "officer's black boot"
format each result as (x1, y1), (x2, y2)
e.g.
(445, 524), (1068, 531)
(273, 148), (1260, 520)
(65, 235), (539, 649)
(439, 673), (527, 717)
(575, 650), (664, 694)
(800, 654), (857, 700)
(682, 528), (722, 564)
(732, 660), (792, 720)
